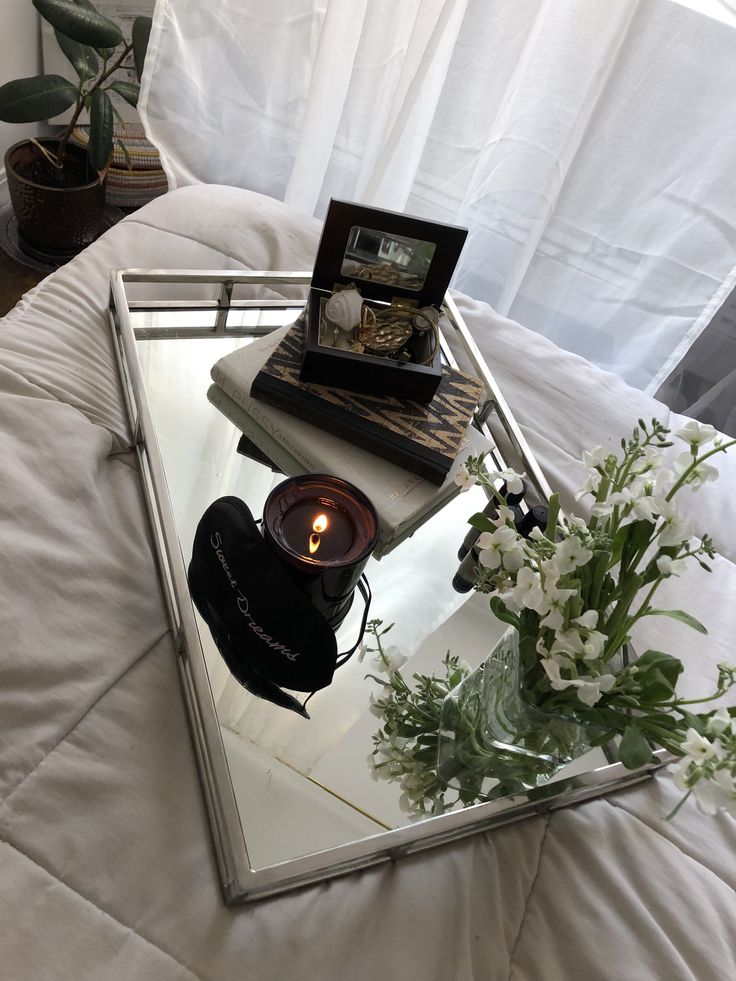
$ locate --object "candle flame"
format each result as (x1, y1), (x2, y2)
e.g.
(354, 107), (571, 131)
(309, 514), (328, 555)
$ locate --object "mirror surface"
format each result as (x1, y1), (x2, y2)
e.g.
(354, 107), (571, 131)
(341, 225), (436, 290)
(124, 292), (612, 877)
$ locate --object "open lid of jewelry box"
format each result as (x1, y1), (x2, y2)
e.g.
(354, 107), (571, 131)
(311, 200), (468, 307)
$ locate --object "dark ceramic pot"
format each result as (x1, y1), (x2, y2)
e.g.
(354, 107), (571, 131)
(5, 139), (106, 258)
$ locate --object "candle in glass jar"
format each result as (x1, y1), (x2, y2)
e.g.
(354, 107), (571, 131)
(263, 475), (378, 629)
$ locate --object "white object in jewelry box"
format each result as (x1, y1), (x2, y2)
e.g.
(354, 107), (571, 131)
(324, 284), (364, 332)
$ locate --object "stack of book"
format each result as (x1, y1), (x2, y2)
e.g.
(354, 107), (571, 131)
(209, 321), (491, 559)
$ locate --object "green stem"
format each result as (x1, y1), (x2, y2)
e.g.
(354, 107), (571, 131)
(664, 790), (692, 821)
(666, 439), (736, 501)
(55, 42), (133, 164)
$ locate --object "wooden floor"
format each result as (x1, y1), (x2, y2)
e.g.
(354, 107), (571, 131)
(0, 252), (46, 317)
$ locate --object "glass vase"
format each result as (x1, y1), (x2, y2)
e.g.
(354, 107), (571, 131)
(437, 627), (598, 804)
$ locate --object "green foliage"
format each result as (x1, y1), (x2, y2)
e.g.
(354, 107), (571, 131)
(54, 28), (98, 81)
(33, 0), (123, 48)
(647, 608), (708, 634)
(108, 81), (140, 108)
(468, 512), (496, 533)
(634, 650), (684, 702)
(0, 0), (151, 180)
(72, 0), (115, 59)
(132, 16), (153, 80)
(88, 88), (113, 170)
(619, 725), (656, 768)
(0, 75), (77, 123)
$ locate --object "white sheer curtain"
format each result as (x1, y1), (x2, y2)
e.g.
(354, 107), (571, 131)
(140, 0), (736, 393)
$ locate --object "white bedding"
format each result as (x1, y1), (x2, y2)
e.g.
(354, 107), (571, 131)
(1, 185), (734, 981)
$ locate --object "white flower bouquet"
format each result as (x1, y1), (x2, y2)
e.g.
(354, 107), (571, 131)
(367, 419), (736, 819)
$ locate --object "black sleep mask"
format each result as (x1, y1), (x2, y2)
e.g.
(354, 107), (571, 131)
(188, 496), (369, 718)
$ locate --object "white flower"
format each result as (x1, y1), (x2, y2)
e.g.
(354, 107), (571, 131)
(538, 584), (576, 631)
(550, 629), (584, 658)
(367, 753), (380, 780)
(539, 609), (565, 631)
(502, 544), (525, 572)
(707, 707), (733, 737)
(575, 471), (601, 501)
(673, 451), (719, 488)
(492, 505), (518, 529)
(494, 468), (525, 496)
(626, 482), (660, 522)
(636, 446), (664, 472)
(574, 610), (599, 630)
(372, 646), (407, 676)
(540, 657), (569, 689)
(554, 535), (593, 574)
(506, 567), (546, 612)
(582, 445), (609, 468)
(565, 514), (589, 533)
(540, 661), (615, 705)
(400, 772), (424, 792)
(591, 490), (630, 518)
(693, 769), (736, 817)
(675, 420), (717, 448)
(656, 499), (692, 548)
(581, 630), (607, 661)
(656, 555), (686, 577)
(368, 692), (385, 718)
(571, 674), (616, 707)
(654, 468), (675, 499)
(528, 525), (547, 542)
(667, 757), (691, 791)
(455, 464), (477, 491)
(477, 525), (519, 570)
(680, 727), (717, 761)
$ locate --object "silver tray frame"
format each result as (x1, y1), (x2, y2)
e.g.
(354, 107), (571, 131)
(109, 269), (667, 905)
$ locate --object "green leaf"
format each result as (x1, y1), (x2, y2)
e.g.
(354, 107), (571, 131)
(679, 710), (706, 735)
(108, 81), (140, 107)
(71, 0), (115, 58)
(33, 0), (123, 49)
(0, 74), (78, 123)
(619, 724), (656, 769)
(468, 512), (495, 533)
(489, 596), (521, 630)
(634, 649), (683, 690)
(648, 609), (708, 635)
(88, 87), (113, 171)
(639, 668), (675, 703)
(132, 16), (153, 81)
(54, 29), (98, 81)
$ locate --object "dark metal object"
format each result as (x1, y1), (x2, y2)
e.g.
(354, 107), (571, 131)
(5, 139), (106, 258)
(457, 481), (527, 560)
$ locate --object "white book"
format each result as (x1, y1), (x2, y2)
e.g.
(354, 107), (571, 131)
(210, 327), (492, 559)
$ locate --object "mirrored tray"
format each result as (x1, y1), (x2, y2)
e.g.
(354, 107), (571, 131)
(109, 270), (666, 905)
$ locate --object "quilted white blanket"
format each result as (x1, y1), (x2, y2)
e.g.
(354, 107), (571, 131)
(1, 186), (734, 981)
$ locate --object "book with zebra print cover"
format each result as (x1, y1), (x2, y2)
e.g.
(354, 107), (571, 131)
(240, 319), (483, 485)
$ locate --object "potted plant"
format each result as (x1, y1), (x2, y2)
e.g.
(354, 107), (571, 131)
(0, 0), (152, 258)
(364, 420), (736, 819)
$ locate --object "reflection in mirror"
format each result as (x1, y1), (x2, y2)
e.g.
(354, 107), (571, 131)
(342, 226), (436, 291)
(130, 309), (218, 332)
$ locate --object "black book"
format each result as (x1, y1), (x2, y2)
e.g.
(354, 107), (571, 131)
(250, 323), (483, 485)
